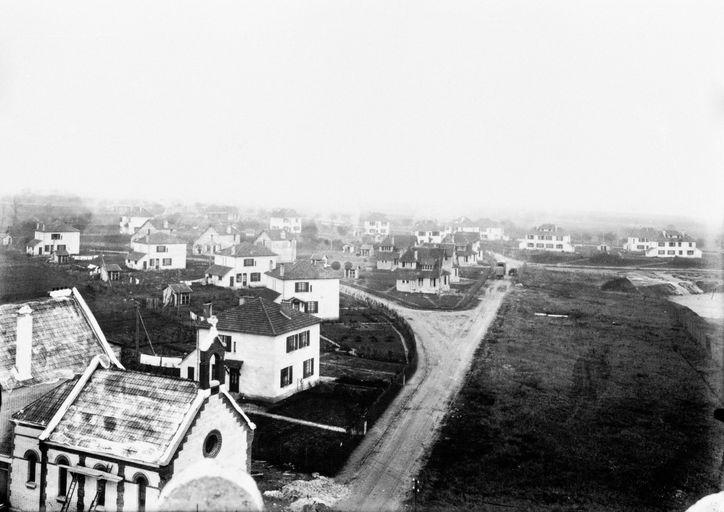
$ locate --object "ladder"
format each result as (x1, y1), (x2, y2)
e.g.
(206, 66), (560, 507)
(87, 485), (102, 512)
(59, 474), (78, 512)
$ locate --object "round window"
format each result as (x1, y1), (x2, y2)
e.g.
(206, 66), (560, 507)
(203, 430), (222, 458)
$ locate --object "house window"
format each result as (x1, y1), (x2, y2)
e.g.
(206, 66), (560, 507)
(187, 367), (195, 380)
(134, 474), (148, 512)
(218, 334), (232, 351)
(658, 250), (665, 255)
(307, 301), (318, 314)
(51, 233), (61, 240)
(58, 244), (66, 251)
(25, 450), (38, 485)
(203, 430), (222, 458)
(556, 244), (563, 249)
(156, 245), (167, 252)
(162, 258), (172, 266)
(669, 242), (675, 247)
(295, 282), (310, 292)
(303, 358), (314, 378)
(56, 456), (69, 497)
(250, 272), (261, 282)
(545, 244), (553, 249)
(180, 293), (190, 305)
(687, 250), (694, 255)
(536, 243), (544, 248)
(417, 278), (424, 286)
(236, 273), (243, 282)
(280, 366), (293, 387)
(527, 243), (534, 248)
(431, 278), (437, 287)
(667, 250), (675, 255)
(527, 235), (534, 240)
(243, 258), (254, 267)
(45, 245), (51, 252)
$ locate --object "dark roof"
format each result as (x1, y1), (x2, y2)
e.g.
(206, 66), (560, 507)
(365, 213), (388, 222)
(217, 243), (277, 258)
(211, 298), (320, 336)
(266, 260), (340, 281)
(133, 233), (186, 245)
(453, 232), (480, 244)
(394, 267), (448, 280)
(105, 264), (122, 272)
(126, 251), (146, 261)
(237, 287), (281, 303)
(167, 283), (193, 293)
(224, 360), (244, 370)
(46, 368), (199, 465)
(36, 223), (79, 233)
(205, 264), (233, 277)
(12, 377), (79, 426)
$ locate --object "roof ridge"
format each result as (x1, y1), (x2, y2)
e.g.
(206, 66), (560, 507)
(258, 298), (276, 336)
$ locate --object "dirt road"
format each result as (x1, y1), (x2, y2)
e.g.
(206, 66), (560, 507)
(335, 281), (512, 511)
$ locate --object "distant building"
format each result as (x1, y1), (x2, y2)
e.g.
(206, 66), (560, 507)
(449, 216), (480, 233)
(205, 243), (278, 288)
(253, 230), (297, 264)
(2, 233), (12, 246)
(481, 226), (508, 241)
(265, 260), (341, 320)
(269, 209), (302, 234)
(625, 228), (702, 258)
(25, 223), (80, 257)
(163, 283), (192, 307)
(375, 235), (417, 271)
(413, 223), (445, 245)
(130, 218), (172, 243)
(394, 246), (453, 294)
(119, 208), (153, 235)
(183, 299), (321, 402)
(193, 225), (242, 256)
(126, 233), (187, 270)
(519, 224), (575, 253)
(363, 214), (390, 238)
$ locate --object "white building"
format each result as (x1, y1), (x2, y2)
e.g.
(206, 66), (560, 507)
(25, 223), (80, 256)
(192, 225), (242, 256)
(264, 260), (340, 320)
(519, 224), (575, 253)
(413, 227), (445, 245)
(269, 209), (302, 234)
(119, 208), (153, 235)
(126, 233), (187, 270)
(363, 215), (390, 238)
(481, 226), (508, 241)
(449, 216), (480, 233)
(254, 230), (297, 264)
(183, 299), (321, 402)
(625, 228), (702, 258)
(205, 243), (278, 288)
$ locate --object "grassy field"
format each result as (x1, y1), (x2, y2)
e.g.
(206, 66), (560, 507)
(414, 266), (724, 511)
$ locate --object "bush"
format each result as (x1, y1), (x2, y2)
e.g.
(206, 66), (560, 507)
(331, 261), (341, 270)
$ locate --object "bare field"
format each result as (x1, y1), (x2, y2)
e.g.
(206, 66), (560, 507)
(414, 266), (724, 511)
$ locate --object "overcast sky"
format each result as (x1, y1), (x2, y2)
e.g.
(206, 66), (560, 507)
(1, 0), (722, 224)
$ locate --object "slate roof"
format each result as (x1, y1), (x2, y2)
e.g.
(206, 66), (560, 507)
(167, 283), (193, 293)
(266, 261), (340, 281)
(133, 233), (186, 245)
(126, 251), (146, 261)
(0, 294), (110, 391)
(46, 368), (199, 465)
(237, 287), (281, 303)
(211, 298), (320, 336)
(205, 264), (233, 277)
(217, 243), (277, 258)
(36, 223), (79, 233)
(12, 377), (79, 426)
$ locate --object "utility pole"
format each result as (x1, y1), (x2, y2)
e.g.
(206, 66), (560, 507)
(135, 301), (140, 353)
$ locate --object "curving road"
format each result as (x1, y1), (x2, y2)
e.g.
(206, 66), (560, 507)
(335, 280), (512, 511)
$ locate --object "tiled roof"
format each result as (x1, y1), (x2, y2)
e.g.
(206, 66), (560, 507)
(46, 368), (199, 465)
(266, 261), (340, 281)
(133, 233), (186, 245)
(379, 234), (416, 250)
(105, 264), (122, 272)
(217, 243), (277, 258)
(237, 287), (281, 303)
(167, 283), (193, 293)
(27, 239), (42, 247)
(628, 227), (659, 239)
(36, 223), (79, 233)
(0, 294), (110, 391)
(127, 251), (146, 261)
(205, 264), (233, 277)
(212, 298), (320, 336)
(376, 253), (398, 262)
(12, 377), (79, 426)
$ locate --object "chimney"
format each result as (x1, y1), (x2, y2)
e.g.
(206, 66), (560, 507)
(280, 264), (285, 277)
(15, 305), (33, 381)
(231, 246), (236, 256)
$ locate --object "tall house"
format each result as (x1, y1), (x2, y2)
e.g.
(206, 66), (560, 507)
(254, 230), (297, 264)
(205, 243), (278, 288)
(363, 215), (390, 237)
(126, 233), (187, 270)
(25, 223), (80, 256)
(269, 209), (302, 234)
(265, 260), (340, 320)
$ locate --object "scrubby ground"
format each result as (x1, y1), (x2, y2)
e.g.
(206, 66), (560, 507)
(414, 267), (724, 511)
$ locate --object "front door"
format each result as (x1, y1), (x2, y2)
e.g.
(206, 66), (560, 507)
(229, 368), (240, 393)
(242, 273), (247, 286)
(143, 261), (147, 269)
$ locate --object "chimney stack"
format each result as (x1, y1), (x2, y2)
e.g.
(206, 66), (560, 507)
(15, 305), (33, 381)
(280, 264), (285, 277)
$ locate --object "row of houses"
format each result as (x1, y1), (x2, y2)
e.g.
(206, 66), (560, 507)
(360, 216), (508, 243)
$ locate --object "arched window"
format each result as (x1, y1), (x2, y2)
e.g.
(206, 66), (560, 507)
(134, 474), (148, 512)
(210, 353), (222, 383)
(56, 456), (70, 497)
(93, 464), (107, 507)
(24, 451), (38, 484)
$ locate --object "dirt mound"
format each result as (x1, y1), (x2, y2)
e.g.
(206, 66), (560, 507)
(601, 277), (637, 293)
(263, 476), (349, 511)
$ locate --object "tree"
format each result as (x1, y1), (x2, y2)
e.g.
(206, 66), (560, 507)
(330, 261), (341, 270)
(302, 221), (318, 239)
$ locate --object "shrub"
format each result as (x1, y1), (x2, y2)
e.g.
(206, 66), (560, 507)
(331, 261), (341, 270)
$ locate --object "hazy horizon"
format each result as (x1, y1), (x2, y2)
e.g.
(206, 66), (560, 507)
(1, 1), (723, 226)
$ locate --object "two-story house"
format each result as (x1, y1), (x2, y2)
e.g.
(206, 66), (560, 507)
(644, 229), (702, 258)
(394, 247), (452, 294)
(0, 288), (121, 507)
(264, 261), (340, 320)
(269, 210), (302, 234)
(192, 225), (242, 256)
(413, 223), (445, 245)
(125, 233), (187, 270)
(205, 243), (278, 289)
(25, 224), (80, 257)
(519, 224), (575, 253)
(119, 208), (153, 235)
(449, 216), (480, 234)
(253, 230), (297, 264)
(375, 235), (417, 271)
(363, 215), (390, 239)
(183, 299), (321, 402)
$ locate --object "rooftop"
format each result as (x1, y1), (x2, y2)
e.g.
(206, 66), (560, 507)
(36, 223), (79, 233)
(266, 260), (340, 281)
(217, 243), (278, 258)
(133, 233), (186, 245)
(210, 297), (320, 336)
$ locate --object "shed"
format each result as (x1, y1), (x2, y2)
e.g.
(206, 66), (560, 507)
(105, 263), (122, 281)
(164, 283), (193, 307)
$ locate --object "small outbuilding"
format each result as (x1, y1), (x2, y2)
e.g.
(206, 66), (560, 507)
(163, 283), (193, 307)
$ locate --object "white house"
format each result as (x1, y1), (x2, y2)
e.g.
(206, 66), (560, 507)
(519, 224), (575, 253)
(205, 243), (278, 288)
(481, 226), (508, 241)
(254, 230), (297, 264)
(129, 218), (172, 243)
(192, 225), (242, 256)
(25, 223), (80, 256)
(119, 208), (153, 235)
(0, 288), (121, 508)
(363, 215), (390, 238)
(623, 227), (660, 253)
(394, 246), (452, 294)
(183, 299), (321, 402)
(449, 216), (480, 233)
(10, 353), (257, 512)
(126, 233), (187, 270)
(269, 209), (302, 234)
(637, 229), (702, 258)
(413, 224), (445, 245)
(264, 260), (340, 320)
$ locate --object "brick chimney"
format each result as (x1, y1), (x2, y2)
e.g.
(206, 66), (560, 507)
(15, 305), (33, 381)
